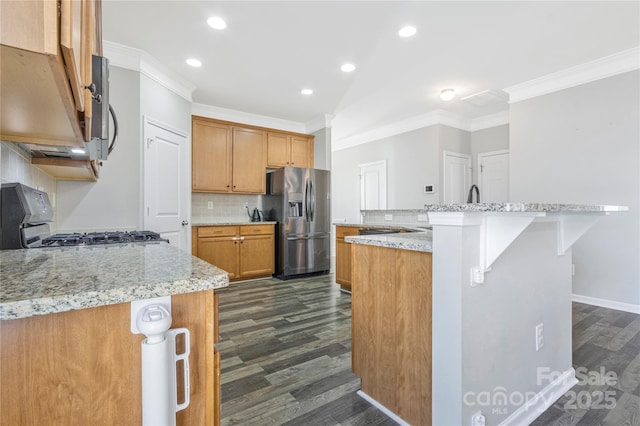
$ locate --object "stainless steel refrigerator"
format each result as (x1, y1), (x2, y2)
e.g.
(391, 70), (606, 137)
(263, 167), (331, 278)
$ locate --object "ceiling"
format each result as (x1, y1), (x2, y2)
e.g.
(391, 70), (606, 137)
(102, 1), (639, 146)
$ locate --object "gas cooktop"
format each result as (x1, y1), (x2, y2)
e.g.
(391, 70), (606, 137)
(40, 231), (167, 247)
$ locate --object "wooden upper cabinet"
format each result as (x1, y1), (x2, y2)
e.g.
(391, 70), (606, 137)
(0, 0), (101, 147)
(266, 132), (289, 167)
(267, 132), (314, 168)
(231, 127), (266, 193)
(192, 119), (232, 192)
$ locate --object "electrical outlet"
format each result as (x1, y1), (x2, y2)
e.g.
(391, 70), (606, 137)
(417, 214), (428, 222)
(572, 264), (576, 276)
(207, 201), (214, 210)
(244, 202), (249, 209)
(536, 323), (544, 351)
(384, 214), (393, 221)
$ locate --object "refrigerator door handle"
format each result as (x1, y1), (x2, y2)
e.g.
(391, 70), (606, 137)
(309, 180), (315, 221)
(304, 179), (310, 222)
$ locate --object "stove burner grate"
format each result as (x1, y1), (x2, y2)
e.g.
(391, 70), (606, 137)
(40, 231), (165, 247)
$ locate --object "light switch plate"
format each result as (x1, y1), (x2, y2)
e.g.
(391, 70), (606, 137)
(207, 201), (214, 210)
(418, 214), (428, 222)
(384, 214), (393, 221)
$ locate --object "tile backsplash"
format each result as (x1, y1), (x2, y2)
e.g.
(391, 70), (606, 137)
(1, 142), (58, 231)
(192, 192), (262, 223)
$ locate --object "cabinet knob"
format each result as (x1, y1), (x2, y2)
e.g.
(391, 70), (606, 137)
(226, 185), (230, 188)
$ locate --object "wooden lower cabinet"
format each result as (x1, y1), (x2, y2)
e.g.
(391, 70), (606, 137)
(195, 224), (274, 281)
(0, 290), (220, 425)
(335, 226), (362, 291)
(351, 243), (432, 426)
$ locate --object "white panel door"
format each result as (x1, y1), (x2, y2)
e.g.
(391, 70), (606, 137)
(479, 150), (509, 203)
(359, 160), (387, 210)
(443, 152), (471, 203)
(143, 117), (190, 251)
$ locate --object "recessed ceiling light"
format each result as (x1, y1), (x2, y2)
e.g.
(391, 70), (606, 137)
(186, 58), (202, 67)
(398, 26), (417, 38)
(440, 88), (456, 101)
(341, 63), (356, 73)
(301, 89), (314, 95)
(207, 16), (227, 30)
(71, 148), (86, 154)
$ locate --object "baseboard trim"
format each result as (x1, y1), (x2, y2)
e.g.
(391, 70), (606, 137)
(356, 391), (409, 426)
(572, 294), (640, 314)
(498, 368), (577, 426)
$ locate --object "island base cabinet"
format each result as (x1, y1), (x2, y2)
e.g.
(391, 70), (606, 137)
(0, 290), (220, 426)
(351, 244), (432, 426)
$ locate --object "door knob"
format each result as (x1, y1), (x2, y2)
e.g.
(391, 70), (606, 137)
(181, 220), (189, 226)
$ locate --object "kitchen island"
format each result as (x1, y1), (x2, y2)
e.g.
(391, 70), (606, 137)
(347, 203), (627, 426)
(0, 241), (229, 425)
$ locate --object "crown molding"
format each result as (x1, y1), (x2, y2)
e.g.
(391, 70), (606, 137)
(469, 111), (510, 132)
(305, 114), (335, 133)
(192, 103), (307, 134)
(103, 40), (196, 102)
(504, 47), (640, 103)
(333, 110), (469, 151)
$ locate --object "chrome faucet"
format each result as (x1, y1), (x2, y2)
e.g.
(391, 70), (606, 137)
(467, 184), (480, 203)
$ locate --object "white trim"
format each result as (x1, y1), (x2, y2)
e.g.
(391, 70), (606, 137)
(191, 103), (307, 134)
(333, 110), (510, 151)
(305, 114), (335, 133)
(572, 294), (640, 314)
(504, 47), (640, 104)
(356, 391), (409, 426)
(498, 368), (577, 426)
(470, 111), (509, 132)
(103, 40), (196, 102)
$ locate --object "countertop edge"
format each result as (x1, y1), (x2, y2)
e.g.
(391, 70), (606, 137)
(345, 234), (433, 253)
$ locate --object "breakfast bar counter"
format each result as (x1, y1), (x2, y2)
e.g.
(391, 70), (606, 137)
(348, 202), (627, 426)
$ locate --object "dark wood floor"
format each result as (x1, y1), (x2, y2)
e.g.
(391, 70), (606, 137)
(216, 275), (640, 426)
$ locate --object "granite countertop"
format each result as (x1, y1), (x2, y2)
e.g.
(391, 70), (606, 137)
(333, 222), (429, 231)
(193, 221), (277, 226)
(0, 242), (229, 320)
(345, 231), (433, 253)
(422, 203), (628, 212)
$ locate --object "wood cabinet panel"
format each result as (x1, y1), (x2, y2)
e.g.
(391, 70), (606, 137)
(351, 244), (432, 425)
(289, 135), (313, 168)
(0, 290), (218, 426)
(239, 224), (273, 236)
(266, 132), (289, 167)
(1, 0), (100, 148)
(239, 234), (275, 278)
(198, 226), (238, 238)
(192, 120), (232, 192)
(231, 127), (266, 193)
(335, 238), (353, 290)
(198, 237), (239, 281)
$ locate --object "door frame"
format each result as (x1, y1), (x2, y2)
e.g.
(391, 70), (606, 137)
(442, 151), (471, 204)
(358, 160), (387, 212)
(477, 149), (509, 187)
(142, 115), (191, 251)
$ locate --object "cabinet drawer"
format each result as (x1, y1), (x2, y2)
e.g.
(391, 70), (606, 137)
(198, 226), (237, 238)
(240, 224), (274, 236)
(336, 226), (361, 239)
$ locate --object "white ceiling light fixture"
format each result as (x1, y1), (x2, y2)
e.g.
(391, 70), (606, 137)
(207, 16), (227, 30)
(301, 89), (314, 95)
(398, 26), (417, 38)
(341, 63), (356, 73)
(186, 58), (202, 67)
(440, 88), (456, 101)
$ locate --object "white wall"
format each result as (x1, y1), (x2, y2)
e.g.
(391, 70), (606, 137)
(57, 67), (192, 233)
(57, 67), (141, 232)
(332, 124), (473, 224)
(312, 127), (332, 170)
(510, 70), (640, 309)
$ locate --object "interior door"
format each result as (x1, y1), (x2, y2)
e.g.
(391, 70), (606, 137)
(143, 117), (190, 251)
(443, 152), (471, 203)
(478, 151), (509, 202)
(359, 161), (387, 210)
